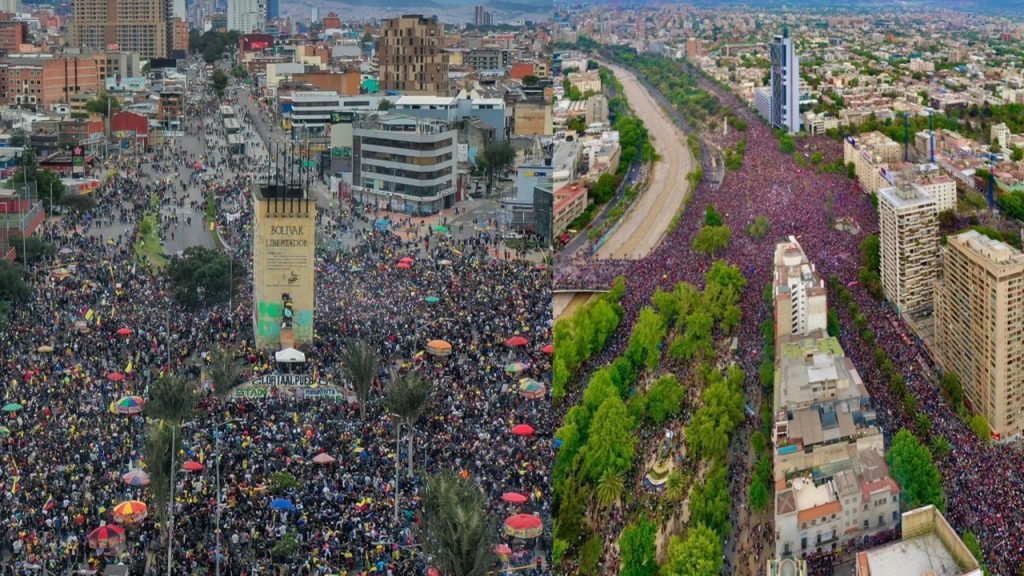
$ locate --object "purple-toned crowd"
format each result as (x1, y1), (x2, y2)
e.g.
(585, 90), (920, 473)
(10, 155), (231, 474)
(560, 75), (1024, 575)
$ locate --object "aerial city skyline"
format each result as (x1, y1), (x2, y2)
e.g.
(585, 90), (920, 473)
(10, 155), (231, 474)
(0, 0), (1023, 575)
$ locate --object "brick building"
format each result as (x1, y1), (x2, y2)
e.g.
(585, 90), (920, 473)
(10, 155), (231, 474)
(0, 56), (102, 108)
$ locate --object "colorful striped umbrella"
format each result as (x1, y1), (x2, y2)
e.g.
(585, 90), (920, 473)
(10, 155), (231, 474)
(87, 525), (126, 549)
(518, 379), (546, 400)
(504, 514), (543, 539)
(112, 500), (148, 524)
(2, 403), (22, 412)
(122, 469), (150, 487)
(114, 396), (145, 415)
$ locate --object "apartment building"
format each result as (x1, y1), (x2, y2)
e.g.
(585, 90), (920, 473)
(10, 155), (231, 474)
(228, 0), (265, 34)
(0, 56), (102, 108)
(377, 15), (449, 96)
(554, 181), (586, 236)
(934, 231), (1024, 441)
(464, 47), (510, 71)
(773, 237), (828, 341)
(844, 131), (903, 194)
(351, 114), (457, 215)
(855, 506), (982, 576)
(878, 184), (938, 316)
(71, 0), (171, 58)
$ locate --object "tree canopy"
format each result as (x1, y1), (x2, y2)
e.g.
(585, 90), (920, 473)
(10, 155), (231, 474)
(166, 246), (235, 309)
(887, 429), (945, 511)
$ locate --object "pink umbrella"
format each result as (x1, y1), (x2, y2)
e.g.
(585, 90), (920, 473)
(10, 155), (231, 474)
(107, 372), (125, 382)
(501, 492), (528, 504)
(116, 327), (133, 336)
(397, 262), (412, 270)
(495, 543), (512, 555)
(312, 453), (336, 465)
(541, 344), (553, 355)
(511, 424), (535, 436)
(399, 256), (414, 264)
(505, 336), (528, 347)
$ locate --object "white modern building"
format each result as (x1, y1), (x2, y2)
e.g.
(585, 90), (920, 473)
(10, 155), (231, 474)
(228, 0), (265, 33)
(351, 114), (457, 215)
(770, 29), (801, 133)
(773, 237), (827, 341)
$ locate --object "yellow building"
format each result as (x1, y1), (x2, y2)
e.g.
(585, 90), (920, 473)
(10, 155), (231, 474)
(878, 184), (938, 316)
(252, 182), (317, 350)
(377, 15), (449, 96)
(935, 230), (1024, 440)
(843, 131), (902, 194)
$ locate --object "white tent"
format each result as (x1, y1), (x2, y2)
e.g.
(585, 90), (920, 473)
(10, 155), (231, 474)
(275, 348), (306, 363)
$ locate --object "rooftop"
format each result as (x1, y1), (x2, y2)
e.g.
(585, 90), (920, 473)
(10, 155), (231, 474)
(879, 183), (937, 210)
(950, 230), (1024, 267)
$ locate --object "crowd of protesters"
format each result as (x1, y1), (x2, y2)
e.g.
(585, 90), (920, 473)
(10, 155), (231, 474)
(0, 61), (553, 576)
(562, 66), (1024, 575)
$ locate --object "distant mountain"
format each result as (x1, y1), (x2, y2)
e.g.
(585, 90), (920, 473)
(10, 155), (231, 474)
(681, 0), (1024, 14)
(334, 0), (442, 7)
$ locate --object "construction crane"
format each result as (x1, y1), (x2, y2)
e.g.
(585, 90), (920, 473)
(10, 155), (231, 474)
(896, 111), (911, 162)
(895, 109), (937, 164)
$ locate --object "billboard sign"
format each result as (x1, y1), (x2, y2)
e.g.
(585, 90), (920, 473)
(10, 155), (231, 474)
(72, 146), (85, 177)
(106, 76), (148, 92)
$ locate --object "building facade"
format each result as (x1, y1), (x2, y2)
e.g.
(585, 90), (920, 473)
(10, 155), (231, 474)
(377, 15), (449, 96)
(228, 0), (265, 34)
(878, 184), (938, 316)
(935, 231), (1024, 440)
(773, 237), (827, 341)
(71, 0), (170, 58)
(770, 29), (800, 133)
(352, 114), (457, 215)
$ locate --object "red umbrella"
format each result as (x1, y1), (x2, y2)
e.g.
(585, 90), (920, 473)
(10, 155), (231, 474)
(501, 492), (528, 504)
(107, 372), (125, 382)
(116, 327), (133, 336)
(399, 256), (414, 264)
(504, 514), (543, 538)
(511, 424), (535, 436)
(87, 525), (126, 549)
(182, 460), (204, 472)
(541, 344), (553, 355)
(397, 262), (412, 269)
(505, 336), (528, 347)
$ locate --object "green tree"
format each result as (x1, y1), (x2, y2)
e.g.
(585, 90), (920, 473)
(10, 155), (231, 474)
(860, 234), (881, 273)
(703, 204), (723, 227)
(144, 420), (181, 525)
(749, 481), (770, 511)
(522, 75), (539, 86)
(146, 374), (198, 424)
(969, 414), (991, 443)
(166, 246), (233, 309)
(746, 215), (771, 239)
(0, 259), (29, 328)
(625, 307), (666, 371)
(10, 235), (54, 265)
(687, 367), (745, 461)
(619, 519), (657, 576)
(417, 471), (497, 576)
(670, 311), (713, 362)
(664, 523), (722, 576)
(205, 346), (243, 397)
(211, 69), (229, 96)
(689, 463), (731, 536)
(692, 225), (732, 256)
(591, 172), (618, 203)
(887, 429), (945, 511)
(385, 370), (432, 476)
(579, 536), (602, 575)
(646, 374), (684, 424)
(939, 371), (965, 412)
(580, 396), (635, 483)
(85, 92), (120, 117)
(340, 339), (379, 420)
(1011, 146), (1023, 162)
(594, 470), (624, 510)
(476, 140), (517, 191)
(962, 531), (991, 576)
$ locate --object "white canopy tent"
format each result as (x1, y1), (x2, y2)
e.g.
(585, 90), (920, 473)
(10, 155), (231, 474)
(275, 347), (306, 363)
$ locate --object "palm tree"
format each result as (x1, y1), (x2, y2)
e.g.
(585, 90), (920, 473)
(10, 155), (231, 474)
(145, 420), (180, 524)
(666, 469), (687, 502)
(146, 374), (199, 425)
(206, 346), (243, 397)
(595, 470), (624, 510)
(418, 471), (497, 576)
(385, 370), (432, 477)
(340, 339), (379, 420)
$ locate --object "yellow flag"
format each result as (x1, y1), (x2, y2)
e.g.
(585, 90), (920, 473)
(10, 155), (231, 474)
(85, 309), (94, 321)
(125, 361), (133, 374)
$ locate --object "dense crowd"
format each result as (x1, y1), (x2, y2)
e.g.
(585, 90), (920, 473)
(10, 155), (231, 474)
(0, 63), (553, 575)
(565, 67), (1024, 575)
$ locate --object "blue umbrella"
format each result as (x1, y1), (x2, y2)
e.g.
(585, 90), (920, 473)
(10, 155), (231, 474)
(270, 498), (295, 511)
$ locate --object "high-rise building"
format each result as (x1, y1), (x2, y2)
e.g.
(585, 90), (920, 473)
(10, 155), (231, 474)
(685, 37), (702, 59)
(377, 14), (449, 96)
(773, 237), (827, 341)
(473, 5), (492, 27)
(351, 114), (457, 214)
(770, 28), (800, 133)
(935, 230), (1024, 440)
(228, 0), (265, 33)
(265, 0), (278, 19)
(71, 0), (171, 58)
(878, 184), (938, 316)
